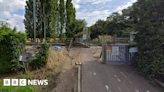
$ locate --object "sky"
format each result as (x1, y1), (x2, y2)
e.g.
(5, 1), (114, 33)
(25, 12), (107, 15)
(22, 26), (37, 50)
(0, 0), (137, 33)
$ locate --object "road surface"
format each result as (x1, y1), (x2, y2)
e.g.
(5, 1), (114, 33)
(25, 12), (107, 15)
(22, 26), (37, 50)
(69, 48), (160, 92)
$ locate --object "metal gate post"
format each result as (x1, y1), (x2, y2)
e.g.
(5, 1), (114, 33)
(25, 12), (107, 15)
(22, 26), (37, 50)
(102, 42), (106, 64)
(125, 45), (129, 64)
(114, 38), (115, 45)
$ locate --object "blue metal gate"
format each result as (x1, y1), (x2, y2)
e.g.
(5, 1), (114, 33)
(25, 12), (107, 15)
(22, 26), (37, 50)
(106, 45), (133, 63)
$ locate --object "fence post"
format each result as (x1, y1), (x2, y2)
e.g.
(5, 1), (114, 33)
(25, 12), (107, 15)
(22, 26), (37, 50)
(37, 38), (38, 47)
(126, 45), (129, 64)
(102, 43), (106, 64)
(114, 38), (115, 45)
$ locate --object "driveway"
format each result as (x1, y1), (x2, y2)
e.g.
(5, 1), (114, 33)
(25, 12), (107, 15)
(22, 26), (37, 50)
(69, 48), (160, 92)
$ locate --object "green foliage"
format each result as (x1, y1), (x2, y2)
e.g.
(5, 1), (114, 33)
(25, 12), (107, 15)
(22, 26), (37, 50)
(24, 0), (34, 39)
(66, 19), (87, 38)
(0, 23), (27, 74)
(30, 43), (51, 70)
(59, 0), (66, 39)
(90, 20), (107, 39)
(24, 0), (58, 40)
(91, 38), (99, 42)
(90, 8), (135, 39)
(131, 0), (164, 82)
(66, 0), (76, 38)
(24, 0), (77, 40)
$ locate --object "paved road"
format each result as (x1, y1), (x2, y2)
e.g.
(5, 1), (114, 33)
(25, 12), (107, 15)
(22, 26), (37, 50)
(69, 48), (160, 92)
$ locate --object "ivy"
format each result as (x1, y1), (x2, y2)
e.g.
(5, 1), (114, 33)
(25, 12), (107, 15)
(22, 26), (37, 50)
(0, 23), (27, 74)
(30, 43), (51, 70)
(131, 0), (164, 82)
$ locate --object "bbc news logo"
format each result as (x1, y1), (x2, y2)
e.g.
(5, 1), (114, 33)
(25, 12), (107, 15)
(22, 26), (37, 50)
(3, 79), (48, 86)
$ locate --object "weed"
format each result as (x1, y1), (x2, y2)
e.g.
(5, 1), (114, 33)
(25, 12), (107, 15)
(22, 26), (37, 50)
(72, 88), (74, 92)
(58, 66), (61, 69)
(45, 73), (49, 77)
(42, 85), (46, 89)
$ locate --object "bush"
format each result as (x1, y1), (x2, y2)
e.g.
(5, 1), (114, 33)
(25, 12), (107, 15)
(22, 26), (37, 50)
(133, 0), (164, 82)
(30, 43), (51, 70)
(0, 23), (26, 74)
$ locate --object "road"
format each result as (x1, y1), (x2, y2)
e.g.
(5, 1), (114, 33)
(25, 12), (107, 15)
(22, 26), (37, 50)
(69, 48), (160, 92)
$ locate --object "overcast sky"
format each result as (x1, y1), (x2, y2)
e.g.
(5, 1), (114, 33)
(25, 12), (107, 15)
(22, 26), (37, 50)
(0, 0), (137, 33)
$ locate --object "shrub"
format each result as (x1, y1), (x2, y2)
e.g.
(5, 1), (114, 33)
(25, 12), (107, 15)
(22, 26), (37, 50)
(133, 0), (164, 82)
(30, 43), (51, 70)
(0, 24), (26, 74)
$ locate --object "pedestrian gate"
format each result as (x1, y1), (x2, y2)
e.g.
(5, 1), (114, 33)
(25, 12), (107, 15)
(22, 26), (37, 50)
(106, 45), (133, 63)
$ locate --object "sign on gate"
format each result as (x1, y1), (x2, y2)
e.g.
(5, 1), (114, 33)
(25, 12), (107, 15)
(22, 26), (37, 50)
(129, 47), (138, 53)
(112, 46), (119, 55)
(106, 47), (112, 53)
(106, 45), (133, 63)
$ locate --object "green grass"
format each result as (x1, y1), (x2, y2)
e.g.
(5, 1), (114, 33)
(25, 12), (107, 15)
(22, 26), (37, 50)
(42, 86), (46, 89)
(0, 79), (36, 92)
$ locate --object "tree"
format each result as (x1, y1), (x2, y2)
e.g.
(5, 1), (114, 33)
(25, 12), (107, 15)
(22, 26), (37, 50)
(59, 0), (65, 39)
(133, 0), (164, 81)
(90, 20), (107, 39)
(47, 0), (58, 39)
(24, 0), (59, 40)
(24, 0), (77, 40)
(23, 0), (34, 40)
(66, 0), (76, 38)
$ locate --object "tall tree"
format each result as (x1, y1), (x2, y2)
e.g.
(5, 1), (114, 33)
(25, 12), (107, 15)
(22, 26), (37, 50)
(24, 0), (59, 40)
(23, 0), (34, 40)
(48, 0), (58, 39)
(90, 20), (107, 39)
(59, 0), (65, 39)
(66, 0), (76, 38)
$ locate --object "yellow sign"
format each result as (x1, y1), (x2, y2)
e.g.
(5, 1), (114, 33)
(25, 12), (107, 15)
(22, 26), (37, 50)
(84, 32), (87, 34)
(83, 27), (88, 35)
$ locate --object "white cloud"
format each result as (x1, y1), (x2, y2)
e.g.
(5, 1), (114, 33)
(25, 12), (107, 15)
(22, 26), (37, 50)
(115, 0), (137, 14)
(72, 0), (80, 10)
(0, 0), (26, 12)
(92, 1), (101, 4)
(74, 0), (81, 3)
(72, 0), (112, 4)
(0, 0), (26, 32)
(3, 11), (25, 32)
(76, 10), (111, 27)
(92, 0), (112, 4)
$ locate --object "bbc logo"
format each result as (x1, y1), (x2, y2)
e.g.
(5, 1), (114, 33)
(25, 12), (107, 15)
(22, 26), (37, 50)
(3, 79), (48, 86)
(3, 79), (26, 86)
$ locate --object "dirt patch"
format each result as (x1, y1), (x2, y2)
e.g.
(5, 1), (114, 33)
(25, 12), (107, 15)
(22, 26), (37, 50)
(25, 46), (38, 54)
(50, 54), (77, 92)
(93, 53), (100, 58)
